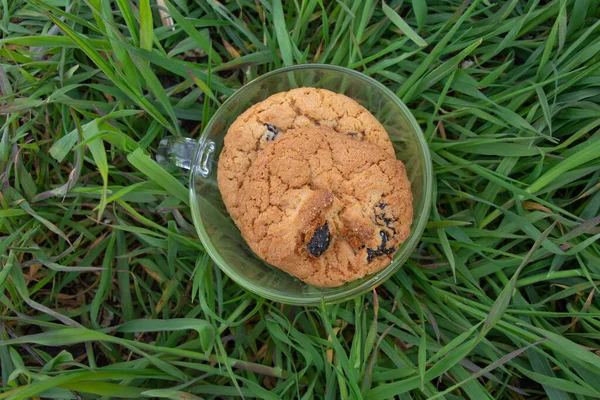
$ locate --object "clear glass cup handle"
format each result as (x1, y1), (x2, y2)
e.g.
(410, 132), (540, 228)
(156, 136), (215, 177)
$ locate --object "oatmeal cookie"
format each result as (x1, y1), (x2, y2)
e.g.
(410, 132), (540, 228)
(235, 127), (412, 287)
(217, 88), (395, 222)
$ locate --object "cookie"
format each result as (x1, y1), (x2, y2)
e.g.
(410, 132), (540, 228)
(235, 127), (412, 287)
(217, 88), (395, 222)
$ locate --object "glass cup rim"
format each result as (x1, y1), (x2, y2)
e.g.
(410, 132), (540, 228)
(190, 64), (433, 304)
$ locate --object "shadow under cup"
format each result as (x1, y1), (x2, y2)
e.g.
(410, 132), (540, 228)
(190, 65), (432, 305)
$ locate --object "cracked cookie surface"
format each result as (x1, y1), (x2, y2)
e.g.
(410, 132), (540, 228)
(217, 88), (395, 222)
(235, 127), (412, 287)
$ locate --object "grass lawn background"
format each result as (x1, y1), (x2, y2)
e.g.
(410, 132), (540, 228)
(1, 0), (600, 398)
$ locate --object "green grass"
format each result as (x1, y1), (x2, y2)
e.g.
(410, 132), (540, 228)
(1, 0), (600, 398)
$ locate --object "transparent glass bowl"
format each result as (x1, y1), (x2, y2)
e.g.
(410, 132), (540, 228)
(185, 65), (432, 305)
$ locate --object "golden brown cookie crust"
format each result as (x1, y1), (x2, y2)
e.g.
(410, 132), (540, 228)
(217, 88), (395, 222)
(236, 127), (412, 287)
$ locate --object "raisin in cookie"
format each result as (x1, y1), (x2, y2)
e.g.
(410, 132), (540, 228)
(235, 127), (412, 288)
(217, 88), (395, 222)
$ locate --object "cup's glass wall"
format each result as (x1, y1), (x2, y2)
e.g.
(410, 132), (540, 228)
(190, 65), (432, 304)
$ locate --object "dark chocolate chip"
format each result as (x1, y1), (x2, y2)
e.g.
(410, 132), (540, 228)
(366, 246), (396, 262)
(366, 230), (396, 263)
(265, 123), (279, 133)
(307, 223), (331, 257)
(263, 123), (281, 141)
(374, 202), (396, 233)
(380, 230), (389, 247)
(347, 132), (358, 137)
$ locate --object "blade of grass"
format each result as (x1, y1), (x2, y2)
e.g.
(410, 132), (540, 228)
(126, 148), (189, 205)
(382, 2), (427, 48)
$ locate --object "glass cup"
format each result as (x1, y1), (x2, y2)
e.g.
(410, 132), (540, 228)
(158, 64), (432, 305)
